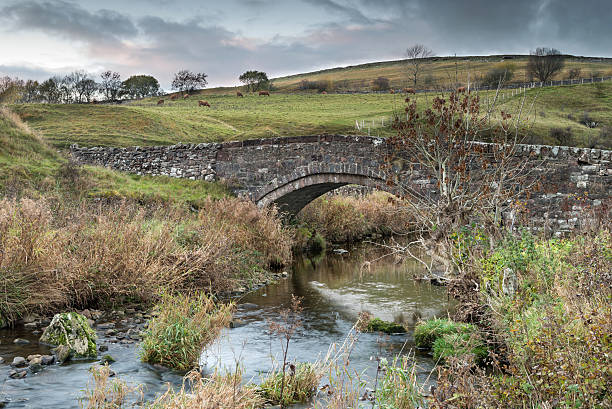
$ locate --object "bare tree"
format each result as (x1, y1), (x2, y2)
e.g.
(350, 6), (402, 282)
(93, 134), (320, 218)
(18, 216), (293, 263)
(384, 88), (539, 274)
(100, 71), (121, 101)
(527, 48), (565, 83)
(406, 44), (434, 87)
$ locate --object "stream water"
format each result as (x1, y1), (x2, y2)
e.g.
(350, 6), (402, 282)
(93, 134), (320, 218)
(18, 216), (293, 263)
(0, 242), (452, 408)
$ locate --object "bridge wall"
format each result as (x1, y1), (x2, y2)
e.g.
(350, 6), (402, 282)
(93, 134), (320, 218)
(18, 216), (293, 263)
(70, 135), (611, 232)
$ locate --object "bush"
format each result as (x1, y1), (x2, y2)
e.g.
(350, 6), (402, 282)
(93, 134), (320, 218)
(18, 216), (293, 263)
(413, 318), (476, 350)
(140, 292), (234, 371)
(258, 362), (322, 406)
(371, 77), (390, 91)
(549, 127), (573, 145)
(298, 80), (333, 92)
(482, 63), (515, 87)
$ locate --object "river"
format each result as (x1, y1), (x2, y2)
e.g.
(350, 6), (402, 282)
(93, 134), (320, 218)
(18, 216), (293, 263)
(0, 242), (452, 408)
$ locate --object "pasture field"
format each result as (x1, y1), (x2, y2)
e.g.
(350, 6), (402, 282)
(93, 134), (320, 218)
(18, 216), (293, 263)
(12, 81), (612, 149)
(268, 55), (612, 92)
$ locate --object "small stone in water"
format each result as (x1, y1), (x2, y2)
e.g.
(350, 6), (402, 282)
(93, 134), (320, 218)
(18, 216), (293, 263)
(99, 345), (109, 352)
(13, 338), (30, 345)
(29, 363), (43, 373)
(27, 354), (41, 362)
(9, 369), (27, 379)
(0, 357), (4, 364)
(11, 357), (27, 368)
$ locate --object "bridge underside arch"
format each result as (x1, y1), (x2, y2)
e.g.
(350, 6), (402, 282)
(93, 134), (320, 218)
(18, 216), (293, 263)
(254, 173), (392, 215)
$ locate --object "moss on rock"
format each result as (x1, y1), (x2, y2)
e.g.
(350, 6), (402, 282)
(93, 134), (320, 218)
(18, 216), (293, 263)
(365, 318), (406, 334)
(40, 312), (97, 358)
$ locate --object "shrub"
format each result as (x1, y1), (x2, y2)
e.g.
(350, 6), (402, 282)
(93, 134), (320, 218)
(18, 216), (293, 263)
(298, 80), (332, 92)
(567, 68), (581, 80)
(140, 292), (234, 371)
(413, 318), (476, 350)
(549, 127), (573, 145)
(482, 63), (515, 87)
(371, 77), (390, 91)
(581, 111), (598, 128)
(258, 362), (322, 406)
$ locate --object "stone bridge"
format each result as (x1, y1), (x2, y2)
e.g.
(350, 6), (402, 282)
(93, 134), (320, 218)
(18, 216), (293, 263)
(71, 135), (611, 231)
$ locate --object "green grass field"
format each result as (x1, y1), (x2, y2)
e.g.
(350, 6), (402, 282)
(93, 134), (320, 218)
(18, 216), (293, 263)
(11, 81), (612, 149)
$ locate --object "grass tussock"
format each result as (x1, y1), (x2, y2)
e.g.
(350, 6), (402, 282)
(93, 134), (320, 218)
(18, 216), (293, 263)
(376, 356), (426, 409)
(299, 191), (412, 243)
(0, 197), (292, 325)
(147, 370), (265, 409)
(258, 362), (323, 406)
(140, 292), (234, 371)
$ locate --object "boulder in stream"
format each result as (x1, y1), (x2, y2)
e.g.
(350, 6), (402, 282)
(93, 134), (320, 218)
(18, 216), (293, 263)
(40, 312), (97, 359)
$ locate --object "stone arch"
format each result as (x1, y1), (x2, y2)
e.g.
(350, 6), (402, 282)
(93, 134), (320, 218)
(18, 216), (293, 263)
(254, 172), (393, 215)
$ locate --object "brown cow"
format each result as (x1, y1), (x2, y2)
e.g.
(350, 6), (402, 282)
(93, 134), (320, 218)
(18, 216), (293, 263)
(236, 91), (244, 97)
(157, 99), (164, 105)
(259, 91), (270, 96)
(183, 94), (189, 99)
(198, 100), (211, 107)
(403, 88), (416, 94)
(389, 89), (395, 94)
(456, 86), (466, 93)
(170, 94), (178, 100)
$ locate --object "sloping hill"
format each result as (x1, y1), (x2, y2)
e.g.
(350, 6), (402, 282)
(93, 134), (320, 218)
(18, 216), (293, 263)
(269, 55), (612, 92)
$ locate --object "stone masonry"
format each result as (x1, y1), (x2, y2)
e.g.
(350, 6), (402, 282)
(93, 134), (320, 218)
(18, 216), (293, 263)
(71, 135), (611, 232)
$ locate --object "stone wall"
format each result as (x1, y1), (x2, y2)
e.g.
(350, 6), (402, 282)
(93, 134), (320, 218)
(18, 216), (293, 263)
(71, 135), (611, 231)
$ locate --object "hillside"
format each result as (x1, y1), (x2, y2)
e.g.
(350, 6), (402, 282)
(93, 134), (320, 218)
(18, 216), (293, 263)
(11, 81), (612, 150)
(269, 55), (612, 92)
(0, 106), (227, 203)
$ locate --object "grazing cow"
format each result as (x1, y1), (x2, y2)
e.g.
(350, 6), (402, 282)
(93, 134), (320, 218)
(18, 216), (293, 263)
(170, 94), (178, 100)
(389, 89), (395, 94)
(259, 91), (270, 96)
(236, 91), (244, 97)
(183, 94), (189, 99)
(198, 100), (211, 107)
(157, 99), (164, 105)
(403, 88), (416, 94)
(456, 86), (466, 93)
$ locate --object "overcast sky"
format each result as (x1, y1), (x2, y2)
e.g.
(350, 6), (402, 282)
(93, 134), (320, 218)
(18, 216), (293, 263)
(1, 0), (610, 89)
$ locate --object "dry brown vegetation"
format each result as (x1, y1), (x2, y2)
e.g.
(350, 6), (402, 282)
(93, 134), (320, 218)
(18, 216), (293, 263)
(0, 196), (292, 324)
(298, 191), (412, 243)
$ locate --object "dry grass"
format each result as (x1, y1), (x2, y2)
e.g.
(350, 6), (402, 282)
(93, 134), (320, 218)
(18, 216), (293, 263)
(79, 364), (142, 409)
(0, 196), (292, 324)
(147, 370), (265, 409)
(299, 191), (413, 243)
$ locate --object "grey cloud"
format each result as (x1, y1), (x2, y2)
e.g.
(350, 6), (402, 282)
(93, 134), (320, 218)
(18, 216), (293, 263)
(303, 0), (373, 24)
(1, 0), (138, 43)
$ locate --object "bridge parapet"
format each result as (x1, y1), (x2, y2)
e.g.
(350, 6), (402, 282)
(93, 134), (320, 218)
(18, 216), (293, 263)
(71, 135), (611, 232)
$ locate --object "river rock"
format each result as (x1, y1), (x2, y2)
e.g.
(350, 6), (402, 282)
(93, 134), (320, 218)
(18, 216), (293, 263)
(99, 345), (108, 352)
(40, 312), (97, 358)
(54, 345), (71, 363)
(29, 363), (43, 373)
(0, 357), (4, 364)
(13, 338), (30, 345)
(41, 355), (55, 365)
(8, 369), (27, 379)
(100, 354), (115, 365)
(10, 357), (27, 368)
(97, 322), (115, 329)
